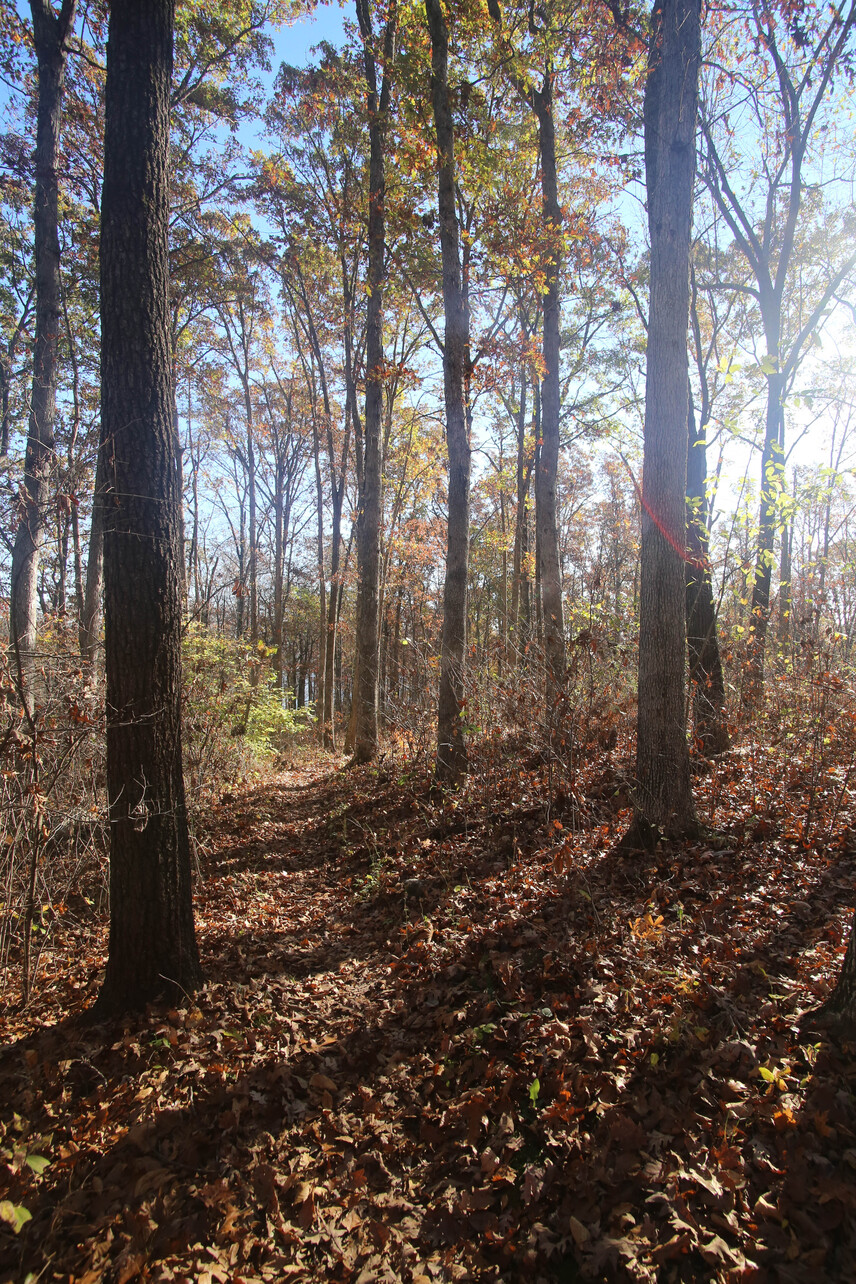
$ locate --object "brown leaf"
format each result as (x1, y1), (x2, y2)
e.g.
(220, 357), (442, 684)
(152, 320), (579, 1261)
(569, 1215), (590, 1246)
(310, 1072), (338, 1095)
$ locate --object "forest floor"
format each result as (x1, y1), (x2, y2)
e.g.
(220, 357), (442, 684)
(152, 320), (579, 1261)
(2, 733), (856, 1282)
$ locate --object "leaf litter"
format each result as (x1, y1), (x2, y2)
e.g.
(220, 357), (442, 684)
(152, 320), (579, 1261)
(1, 736), (856, 1282)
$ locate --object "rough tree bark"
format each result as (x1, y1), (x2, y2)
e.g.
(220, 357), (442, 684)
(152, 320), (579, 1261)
(352, 0), (397, 764)
(8, 0), (77, 706)
(95, 0), (202, 1014)
(632, 0), (700, 842)
(426, 0), (471, 784)
(530, 72), (566, 722)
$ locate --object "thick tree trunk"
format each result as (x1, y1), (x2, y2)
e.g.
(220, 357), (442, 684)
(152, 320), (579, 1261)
(632, 0), (700, 841)
(95, 0), (202, 1014)
(686, 390), (729, 756)
(8, 0), (76, 705)
(531, 74), (566, 722)
(426, 0), (471, 784)
(352, 0), (397, 764)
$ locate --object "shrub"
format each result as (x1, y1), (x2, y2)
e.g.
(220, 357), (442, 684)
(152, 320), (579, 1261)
(182, 625), (311, 795)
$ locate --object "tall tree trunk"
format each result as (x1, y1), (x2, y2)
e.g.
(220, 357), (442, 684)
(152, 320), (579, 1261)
(95, 0), (201, 1014)
(352, 0), (397, 764)
(686, 389), (729, 756)
(243, 371), (258, 648)
(426, 0), (470, 784)
(310, 409), (327, 737)
(510, 370), (528, 659)
(499, 489), (507, 673)
(531, 73), (566, 722)
(323, 494), (343, 749)
(273, 455), (286, 687)
(8, 0), (77, 707)
(60, 268), (85, 626)
(632, 0), (700, 842)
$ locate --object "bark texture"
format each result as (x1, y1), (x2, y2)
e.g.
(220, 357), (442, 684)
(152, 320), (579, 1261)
(352, 0), (397, 764)
(634, 0), (700, 839)
(9, 0), (77, 703)
(531, 75), (566, 722)
(96, 0), (202, 1014)
(426, 0), (470, 784)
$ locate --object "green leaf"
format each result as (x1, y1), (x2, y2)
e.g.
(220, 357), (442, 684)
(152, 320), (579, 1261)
(0, 1200), (32, 1233)
(759, 1066), (776, 1083)
(528, 1077), (540, 1106)
(24, 1154), (49, 1175)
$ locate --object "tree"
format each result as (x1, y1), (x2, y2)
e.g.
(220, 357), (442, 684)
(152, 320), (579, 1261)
(485, 0), (567, 718)
(96, 0), (202, 1014)
(425, 0), (471, 784)
(352, 0), (398, 764)
(262, 54), (368, 746)
(213, 249), (268, 649)
(8, 0), (77, 708)
(631, 0), (700, 841)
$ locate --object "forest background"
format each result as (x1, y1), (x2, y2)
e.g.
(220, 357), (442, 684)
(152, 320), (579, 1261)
(2, 0), (856, 1279)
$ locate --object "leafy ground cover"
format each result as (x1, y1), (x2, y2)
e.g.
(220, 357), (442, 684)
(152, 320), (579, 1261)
(2, 733), (856, 1282)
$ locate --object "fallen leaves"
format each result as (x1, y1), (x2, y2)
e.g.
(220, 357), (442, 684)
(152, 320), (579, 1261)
(1, 745), (856, 1280)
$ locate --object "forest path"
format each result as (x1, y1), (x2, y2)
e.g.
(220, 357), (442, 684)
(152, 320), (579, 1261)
(2, 748), (856, 1281)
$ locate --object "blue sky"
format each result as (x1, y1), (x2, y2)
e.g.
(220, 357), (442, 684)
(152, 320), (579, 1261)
(268, 2), (350, 75)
